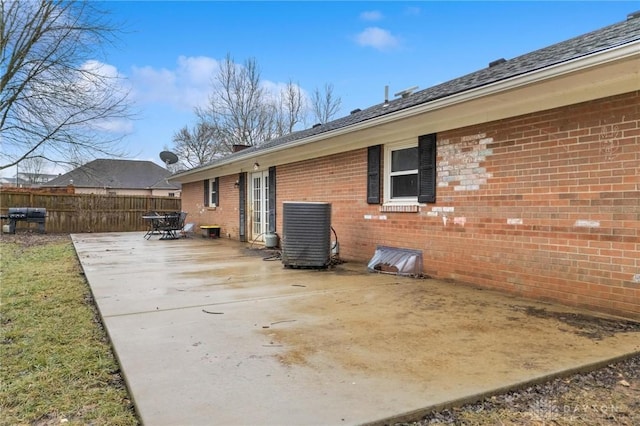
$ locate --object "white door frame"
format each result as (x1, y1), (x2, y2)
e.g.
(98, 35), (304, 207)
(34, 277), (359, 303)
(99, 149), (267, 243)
(250, 170), (269, 241)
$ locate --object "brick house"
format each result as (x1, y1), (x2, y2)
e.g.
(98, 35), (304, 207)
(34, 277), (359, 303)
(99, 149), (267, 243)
(170, 13), (640, 318)
(44, 159), (181, 197)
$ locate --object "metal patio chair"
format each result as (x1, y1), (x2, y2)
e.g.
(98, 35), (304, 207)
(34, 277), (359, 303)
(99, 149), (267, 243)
(159, 212), (187, 240)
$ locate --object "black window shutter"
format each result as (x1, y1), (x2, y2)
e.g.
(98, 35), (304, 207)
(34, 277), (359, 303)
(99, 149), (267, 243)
(213, 177), (219, 206)
(203, 179), (209, 207)
(238, 173), (247, 242)
(418, 133), (437, 203)
(268, 166), (276, 234)
(367, 145), (381, 204)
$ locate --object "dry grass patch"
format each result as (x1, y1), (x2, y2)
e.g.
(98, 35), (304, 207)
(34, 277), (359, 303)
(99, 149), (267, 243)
(0, 235), (138, 425)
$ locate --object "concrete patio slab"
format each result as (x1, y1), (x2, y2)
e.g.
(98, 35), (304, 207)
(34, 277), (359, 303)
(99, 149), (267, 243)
(71, 232), (640, 426)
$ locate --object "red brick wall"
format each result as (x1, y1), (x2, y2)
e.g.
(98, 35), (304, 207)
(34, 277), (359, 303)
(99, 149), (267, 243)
(277, 149), (383, 257)
(279, 91), (640, 319)
(181, 91), (639, 318)
(181, 175), (240, 239)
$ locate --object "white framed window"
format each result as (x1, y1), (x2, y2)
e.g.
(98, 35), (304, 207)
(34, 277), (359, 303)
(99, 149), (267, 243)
(209, 177), (218, 207)
(384, 140), (418, 203)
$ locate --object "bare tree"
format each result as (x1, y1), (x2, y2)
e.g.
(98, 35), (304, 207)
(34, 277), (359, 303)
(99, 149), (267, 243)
(187, 56), (340, 160)
(0, 0), (131, 171)
(18, 156), (46, 184)
(197, 54), (273, 150)
(310, 83), (342, 124)
(273, 79), (306, 136)
(170, 122), (222, 169)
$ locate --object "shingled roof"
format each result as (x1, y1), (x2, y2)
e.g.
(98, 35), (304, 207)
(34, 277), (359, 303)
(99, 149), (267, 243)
(176, 11), (640, 176)
(45, 159), (180, 190)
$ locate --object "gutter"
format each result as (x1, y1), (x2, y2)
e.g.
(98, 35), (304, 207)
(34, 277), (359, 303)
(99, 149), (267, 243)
(170, 41), (639, 183)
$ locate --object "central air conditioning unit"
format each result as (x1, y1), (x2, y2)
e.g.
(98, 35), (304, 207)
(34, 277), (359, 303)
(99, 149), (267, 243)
(281, 202), (331, 268)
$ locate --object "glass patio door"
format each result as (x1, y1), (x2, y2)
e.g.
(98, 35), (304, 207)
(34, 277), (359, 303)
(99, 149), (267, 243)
(250, 171), (269, 241)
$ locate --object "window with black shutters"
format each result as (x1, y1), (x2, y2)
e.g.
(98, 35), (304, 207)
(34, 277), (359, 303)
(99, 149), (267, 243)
(378, 133), (436, 204)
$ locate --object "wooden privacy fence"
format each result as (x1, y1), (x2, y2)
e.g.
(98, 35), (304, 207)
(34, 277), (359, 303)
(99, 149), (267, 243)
(0, 191), (182, 234)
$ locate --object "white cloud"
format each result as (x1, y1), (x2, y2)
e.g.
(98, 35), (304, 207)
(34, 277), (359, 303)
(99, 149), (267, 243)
(176, 56), (218, 86)
(360, 10), (383, 21)
(260, 80), (286, 103)
(355, 27), (400, 51)
(261, 79), (310, 106)
(66, 60), (134, 136)
(76, 60), (130, 99)
(81, 60), (120, 78)
(129, 56), (219, 111)
(92, 118), (134, 134)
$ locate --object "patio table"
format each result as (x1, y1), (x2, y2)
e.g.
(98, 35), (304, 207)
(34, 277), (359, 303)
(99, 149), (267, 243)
(142, 214), (165, 239)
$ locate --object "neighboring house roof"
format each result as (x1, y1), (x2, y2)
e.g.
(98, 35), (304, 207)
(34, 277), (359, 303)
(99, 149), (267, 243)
(44, 159), (180, 190)
(171, 12), (640, 182)
(149, 176), (180, 191)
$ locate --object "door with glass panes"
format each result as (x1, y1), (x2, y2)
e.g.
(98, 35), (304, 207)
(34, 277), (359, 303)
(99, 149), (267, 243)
(250, 171), (269, 242)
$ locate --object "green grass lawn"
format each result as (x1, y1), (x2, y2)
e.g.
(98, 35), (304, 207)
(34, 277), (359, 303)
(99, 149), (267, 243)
(0, 236), (139, 425)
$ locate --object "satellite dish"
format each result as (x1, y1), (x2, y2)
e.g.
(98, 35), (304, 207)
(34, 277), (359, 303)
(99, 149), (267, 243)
(159, 151), (178, 167)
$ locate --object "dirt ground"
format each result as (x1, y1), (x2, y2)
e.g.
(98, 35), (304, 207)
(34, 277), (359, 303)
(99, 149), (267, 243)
(4, 231), (640, 425)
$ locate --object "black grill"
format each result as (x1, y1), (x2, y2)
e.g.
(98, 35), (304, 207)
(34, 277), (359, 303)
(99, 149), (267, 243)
(8, 207), (46, 218)
(1, 208), (47, 233)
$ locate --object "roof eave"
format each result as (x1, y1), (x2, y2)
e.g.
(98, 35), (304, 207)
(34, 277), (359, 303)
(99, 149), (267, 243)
(169, 41), (639, 184)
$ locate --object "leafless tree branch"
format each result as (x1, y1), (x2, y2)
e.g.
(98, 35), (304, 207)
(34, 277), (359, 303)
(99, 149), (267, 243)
(0, 0), (132, 171)
(170, 122), (222, 169)
(311, 83), (342, 124)
(175, 56), (339, 163)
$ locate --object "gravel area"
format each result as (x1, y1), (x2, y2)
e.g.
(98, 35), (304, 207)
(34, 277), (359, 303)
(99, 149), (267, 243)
(402, 354), (639, 425)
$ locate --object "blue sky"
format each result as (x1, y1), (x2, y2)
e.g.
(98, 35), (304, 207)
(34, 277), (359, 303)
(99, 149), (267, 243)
(8, 1), (637, 176)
